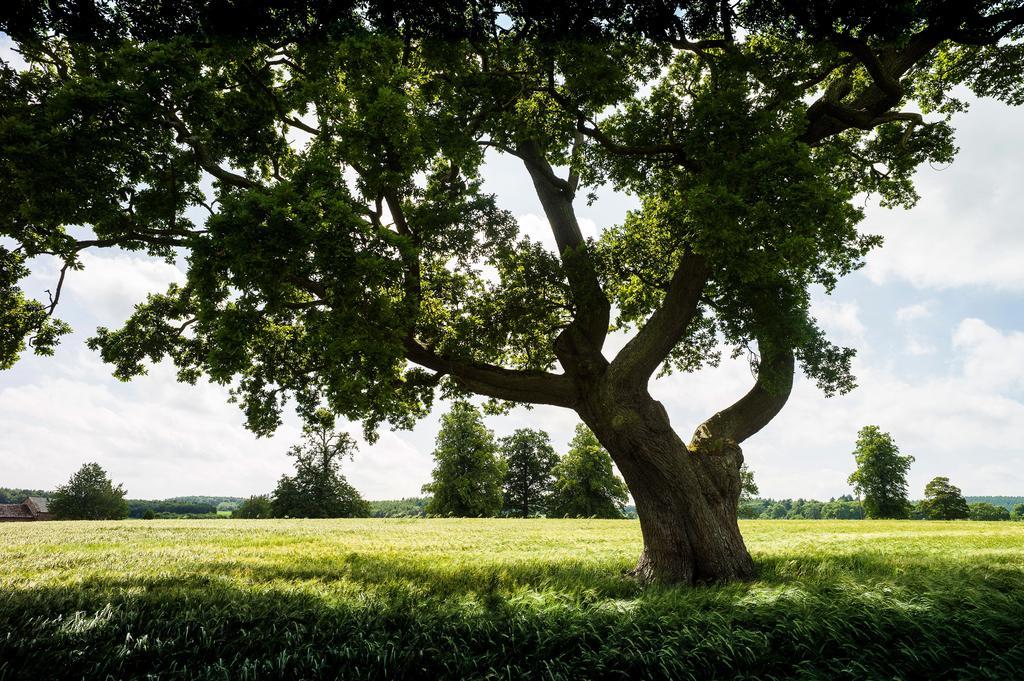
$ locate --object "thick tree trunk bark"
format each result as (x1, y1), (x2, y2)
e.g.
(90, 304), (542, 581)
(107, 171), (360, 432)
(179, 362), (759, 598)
(580, 387), (755, 585)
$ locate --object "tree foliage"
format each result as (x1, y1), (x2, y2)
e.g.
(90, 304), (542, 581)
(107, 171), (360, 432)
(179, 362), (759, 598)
(127, 499), (218, 518)
(499, 428), (559, 517)
(271, 409), (369, 518)
(368, 497), (430, 518)
(49, 462), (129, 520)
(968, 502), (1011, 521)
(0, 487), (49, 503)
(848, 426), (914, 519)
(423, 401), (505, 517)
(740, 495), (867, 520)
(739, 463), (758, 502)
(920, 476), (969, 520)
(233, 494), (274, 519)
(3, 3), (1021, 432)
(548, 424), (629, 519)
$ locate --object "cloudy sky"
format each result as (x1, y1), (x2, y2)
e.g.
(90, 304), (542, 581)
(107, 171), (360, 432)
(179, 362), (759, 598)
(2, 37), (1022, 500)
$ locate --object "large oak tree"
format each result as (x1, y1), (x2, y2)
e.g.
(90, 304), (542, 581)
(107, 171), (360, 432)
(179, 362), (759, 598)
(2, 1), (1023, 583)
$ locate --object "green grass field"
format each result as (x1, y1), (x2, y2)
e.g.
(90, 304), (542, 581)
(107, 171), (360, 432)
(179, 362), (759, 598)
(2, 519), (1022, 679)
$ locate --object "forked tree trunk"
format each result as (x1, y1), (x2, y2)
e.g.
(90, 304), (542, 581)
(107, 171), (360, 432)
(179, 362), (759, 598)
(580, 388), (755, 585)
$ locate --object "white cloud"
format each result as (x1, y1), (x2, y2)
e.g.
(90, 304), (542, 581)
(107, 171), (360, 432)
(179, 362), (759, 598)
(812, 299), (866, 347)
(516, 213), (599, 253)
(952, 318), (1024, 393)
(0, 35), (28, 71)
(0, 354), (301, 498)
(70, 252), (186, 321)
(905, 337), (936, 356)
(24, 251), (185, 326)
(747, 316), (1024, 497)
(896, 303), (931, 323)
(516, 213), (557, 251)
(862, 97), (1024, 292)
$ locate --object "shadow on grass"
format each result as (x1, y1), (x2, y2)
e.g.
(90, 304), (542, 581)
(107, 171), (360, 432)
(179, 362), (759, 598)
(2, 550), (1023, 680)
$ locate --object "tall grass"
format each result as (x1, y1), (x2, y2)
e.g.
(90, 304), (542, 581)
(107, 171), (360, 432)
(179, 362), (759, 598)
(1, 519), (1022, 679)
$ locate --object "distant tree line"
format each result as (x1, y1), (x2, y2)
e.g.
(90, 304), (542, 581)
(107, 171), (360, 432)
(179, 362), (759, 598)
(127, 500), (221, 518)
(739, 495), (1024, 521)
(739, 496), (867, 520)
(22, 423), (1024, 523)
(368, 497), (431, 518)
(0, 488), (50, 503)
(419, 402), (629, 519)
(737, 427), (1024, 522)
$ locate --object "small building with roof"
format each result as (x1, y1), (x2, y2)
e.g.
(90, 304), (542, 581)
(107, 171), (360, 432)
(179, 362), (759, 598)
(0, 497), (53, 522)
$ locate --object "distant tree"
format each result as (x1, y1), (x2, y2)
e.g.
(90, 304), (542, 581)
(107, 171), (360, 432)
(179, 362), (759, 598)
(142, 508), (156, 520)
(920, 477), (970, 520)
(548, 425), (629, 519)
(739, 464), (759, 505)
(271, 410), (370, 518)
(423, 402), (505, 517)
(234, 495), (274, 519)
(1014, 504), (1024, 521)
(0, 488), (50, 504)
(786, 498), (822, 520)
(848, 426), (914, 519)
(500, 428), (559, 517)
(969, 502), (1011, 521)
(736, 466), (762, 520)
(49, 463), (129, 520)
(762, 502), (788, 520)
(821, 499), (866, 520)
(127, 500), (217, 518)
(736, 504), (760, 520)
(368, 497), (430, 518)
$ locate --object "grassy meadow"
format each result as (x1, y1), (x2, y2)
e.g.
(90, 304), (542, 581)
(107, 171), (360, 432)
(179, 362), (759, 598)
(1, 519), (1022, 679)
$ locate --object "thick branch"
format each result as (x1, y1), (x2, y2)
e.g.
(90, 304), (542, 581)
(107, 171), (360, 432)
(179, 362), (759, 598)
(166, 114), (258, 189)
(403, 338), (578, 407)
(828, 32), (902, 100)
(576, 118), (701, 172)
(241, 60), (321, 136)
(516, 140), (610, 361)
(807, 101), (923, 132)
(609, 250), (709, 386)
(800, 5), (1024, 146)
(692, 342), (795, 447)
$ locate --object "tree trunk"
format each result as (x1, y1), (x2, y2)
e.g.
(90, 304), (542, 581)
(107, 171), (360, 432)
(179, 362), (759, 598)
(580, 387), (755, 585)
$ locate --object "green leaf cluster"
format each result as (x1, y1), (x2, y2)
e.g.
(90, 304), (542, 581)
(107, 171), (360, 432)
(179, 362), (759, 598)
(848, 425), (914, 519)
(422, 401), (506, 517)
(49, 462), (129, 520)
(548, 424), (630, 519)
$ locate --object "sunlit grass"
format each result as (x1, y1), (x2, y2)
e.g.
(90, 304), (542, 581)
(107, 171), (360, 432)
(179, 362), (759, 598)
(2, 519), (1022, 679)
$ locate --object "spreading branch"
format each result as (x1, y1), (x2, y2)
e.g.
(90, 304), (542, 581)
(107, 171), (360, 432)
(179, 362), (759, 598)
(609, 250), (710, 387)
(165, 114), (259, 189)
(403, 338), (577, 407)
(693, 341), (796, 447)
(516, 140), (610, 365)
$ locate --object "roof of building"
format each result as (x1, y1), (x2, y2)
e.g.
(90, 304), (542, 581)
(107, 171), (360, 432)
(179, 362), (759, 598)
(0, 503), (33, 519)
(24, 496), (50, 514)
